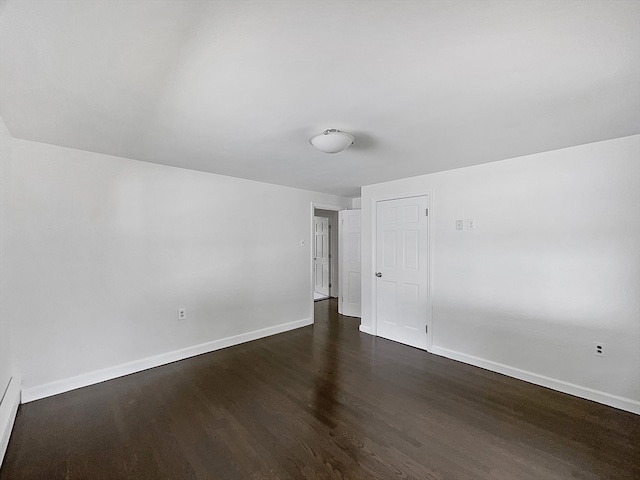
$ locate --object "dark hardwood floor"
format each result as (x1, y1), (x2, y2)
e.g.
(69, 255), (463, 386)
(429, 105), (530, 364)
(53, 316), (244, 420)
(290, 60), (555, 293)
(2, 299), (639, 479)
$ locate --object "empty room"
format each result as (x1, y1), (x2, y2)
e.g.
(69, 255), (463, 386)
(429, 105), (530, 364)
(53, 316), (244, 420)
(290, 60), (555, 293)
(0, 1), (639, 479)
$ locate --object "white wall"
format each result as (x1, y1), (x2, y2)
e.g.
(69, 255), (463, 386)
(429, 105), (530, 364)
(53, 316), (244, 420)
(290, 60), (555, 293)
(0, 115), (21, 466)
(5, 139), (349, 399)
(361, 135), (640, 412)
(0, 116), (13, 403)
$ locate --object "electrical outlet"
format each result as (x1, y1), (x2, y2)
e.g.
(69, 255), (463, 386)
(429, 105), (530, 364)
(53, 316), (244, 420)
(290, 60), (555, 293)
(467, 219), (475, 230)
(178, 308), (186, 320)
(594, 342), (605, 357)
(456, 220), (464, 230)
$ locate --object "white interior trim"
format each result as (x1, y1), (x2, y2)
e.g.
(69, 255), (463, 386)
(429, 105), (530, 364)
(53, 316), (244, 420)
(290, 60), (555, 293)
(431, 345), (640, 415)
(22, 318), (311, 404)
(359, 325), (373, 335)
(0, 377), (21, 466)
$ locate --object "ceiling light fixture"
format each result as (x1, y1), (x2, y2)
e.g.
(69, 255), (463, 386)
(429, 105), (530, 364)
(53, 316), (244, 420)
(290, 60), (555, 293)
(309, 129), (354, 154)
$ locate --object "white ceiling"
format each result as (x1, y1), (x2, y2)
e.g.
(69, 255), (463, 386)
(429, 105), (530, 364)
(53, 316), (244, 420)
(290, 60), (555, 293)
(1, 0), (638, 198)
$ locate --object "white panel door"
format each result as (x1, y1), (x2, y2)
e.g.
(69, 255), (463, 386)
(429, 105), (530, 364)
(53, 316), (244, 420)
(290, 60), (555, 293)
(339, 210), (361, 317)
(314, 216), (330, 296)
(376, 196), (429, 349)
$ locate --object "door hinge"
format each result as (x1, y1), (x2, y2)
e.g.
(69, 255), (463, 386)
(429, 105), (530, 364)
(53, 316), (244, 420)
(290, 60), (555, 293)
(329, 283), (332, 288)
(425, 208), (429, 216)
(425, 325), (428, 334)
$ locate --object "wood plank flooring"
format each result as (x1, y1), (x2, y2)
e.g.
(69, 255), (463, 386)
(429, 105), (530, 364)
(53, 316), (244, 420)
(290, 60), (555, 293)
(2, 298), (639, 479)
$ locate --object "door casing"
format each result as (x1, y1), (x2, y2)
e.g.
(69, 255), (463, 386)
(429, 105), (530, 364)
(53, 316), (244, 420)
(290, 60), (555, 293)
(313, 215), (330, 297)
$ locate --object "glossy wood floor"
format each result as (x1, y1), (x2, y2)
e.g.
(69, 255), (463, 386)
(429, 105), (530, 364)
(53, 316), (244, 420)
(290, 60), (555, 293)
(2, 299), (639, 479)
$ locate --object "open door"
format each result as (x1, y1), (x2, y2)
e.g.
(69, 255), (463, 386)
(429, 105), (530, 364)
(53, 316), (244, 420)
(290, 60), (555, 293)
(339, 210), (361, 317)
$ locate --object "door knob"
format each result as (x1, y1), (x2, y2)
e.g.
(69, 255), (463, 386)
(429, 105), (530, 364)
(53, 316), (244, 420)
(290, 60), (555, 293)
(375, 272), (382, 277)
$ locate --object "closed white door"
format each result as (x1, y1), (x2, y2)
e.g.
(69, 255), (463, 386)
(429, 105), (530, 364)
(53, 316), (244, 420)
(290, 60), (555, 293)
(376, 196), (429, 349)
(339, 210), (361, 317)
(314, 216), (330, 296)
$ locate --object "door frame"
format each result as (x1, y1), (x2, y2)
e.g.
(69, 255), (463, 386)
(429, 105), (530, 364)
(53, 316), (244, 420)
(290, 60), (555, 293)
(310, 202), (347, 324)
(313, 215), (330, 298)
(369, 192), (433, 351)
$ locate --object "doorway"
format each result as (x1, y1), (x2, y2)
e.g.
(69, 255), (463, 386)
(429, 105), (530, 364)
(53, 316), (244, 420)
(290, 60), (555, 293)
(314, 215), (330, 299)
(309, 202), (347, 326)
(313, 208), (339, 301)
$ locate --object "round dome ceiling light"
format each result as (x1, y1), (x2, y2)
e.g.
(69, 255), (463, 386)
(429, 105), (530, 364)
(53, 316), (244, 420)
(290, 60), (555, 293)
(309, 129), (354, 154)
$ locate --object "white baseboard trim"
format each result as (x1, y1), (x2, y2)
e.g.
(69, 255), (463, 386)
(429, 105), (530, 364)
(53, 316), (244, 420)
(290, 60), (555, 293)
(0, 376), (21, 466)
(359, 324), (373, 335)
(431, 346), (640, 415)
(22, 317), (312, 404)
